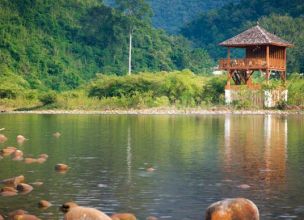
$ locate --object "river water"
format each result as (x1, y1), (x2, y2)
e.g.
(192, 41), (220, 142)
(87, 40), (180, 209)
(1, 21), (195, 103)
(0, 114), (303, 219)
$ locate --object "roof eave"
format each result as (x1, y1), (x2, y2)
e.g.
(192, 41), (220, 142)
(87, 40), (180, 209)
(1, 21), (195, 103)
(219, 42), (293, 48)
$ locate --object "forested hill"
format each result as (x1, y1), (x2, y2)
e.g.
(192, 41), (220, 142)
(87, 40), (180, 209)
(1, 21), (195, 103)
(181, 0), (304, 72)
(146, 0), (238, 33)
(105, 0), (238, 33)
(0, 0), (213, 91)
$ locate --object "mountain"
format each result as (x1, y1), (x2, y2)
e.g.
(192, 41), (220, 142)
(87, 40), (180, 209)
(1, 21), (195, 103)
(104, 0), (238, 33)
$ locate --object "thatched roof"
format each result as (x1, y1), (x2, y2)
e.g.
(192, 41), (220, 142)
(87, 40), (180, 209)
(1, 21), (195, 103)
(219, 25), (293, 47)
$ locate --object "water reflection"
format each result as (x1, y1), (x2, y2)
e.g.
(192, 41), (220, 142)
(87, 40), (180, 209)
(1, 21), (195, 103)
(223, 115), (288, 185)
(263, 115), (288, 185)
(127, 127), (132, 183)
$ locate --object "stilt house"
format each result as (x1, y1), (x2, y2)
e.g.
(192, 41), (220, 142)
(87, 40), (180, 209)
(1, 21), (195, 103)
(218, 25), (293, 107)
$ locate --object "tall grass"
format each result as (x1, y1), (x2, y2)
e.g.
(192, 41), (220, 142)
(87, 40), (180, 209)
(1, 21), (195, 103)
(288, 74), (304, 106)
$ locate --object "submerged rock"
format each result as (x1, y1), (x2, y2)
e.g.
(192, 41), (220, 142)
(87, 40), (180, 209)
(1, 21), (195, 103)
(9, 209), (28, 218)
(55, 163), (69, 172)
(53, 132), (61, 138)
(24, 158), (37, 164)
(12, 150), (24, 161)
(17, 135), (27, 145)
(237, 184), (251, 189)
(1, 147), (16, 156)
(0, 190), (18, 197)
(1, 175), (25, 187)
(146, 167), (155, 172)
(111, 213), (137, 220)
(11, 214), (41, 220)
(146, 216), (158, 220)
(205, 198), (259, 220)
(0, 134), (7, 143)
(31, 181), (43, 186)
(38, 200), (52, 209)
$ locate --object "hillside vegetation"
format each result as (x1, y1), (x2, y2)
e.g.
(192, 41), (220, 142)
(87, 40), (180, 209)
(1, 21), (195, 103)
(0, 0), (213, 91)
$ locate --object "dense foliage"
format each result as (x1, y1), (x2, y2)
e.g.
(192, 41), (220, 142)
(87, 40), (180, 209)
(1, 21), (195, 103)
(181, 0), (304, 72)
(88, 70), (224, 107)
(0, 0), (213, 91)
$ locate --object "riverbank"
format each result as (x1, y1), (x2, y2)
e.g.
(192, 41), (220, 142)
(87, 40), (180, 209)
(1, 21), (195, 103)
(2, 108), (304, 115)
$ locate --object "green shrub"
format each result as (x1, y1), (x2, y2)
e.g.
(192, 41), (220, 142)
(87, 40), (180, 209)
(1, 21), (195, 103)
(276, 100), (288, 110)
(39, 92), (57, 105)
(288, 74), (304, 106)
(0, 65), (30, 99)
(201, 76), (226, 104)
(88, 70), (205, 107)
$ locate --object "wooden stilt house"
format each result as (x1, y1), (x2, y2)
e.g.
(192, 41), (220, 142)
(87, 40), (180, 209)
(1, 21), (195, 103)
(218, 25), (293, 107)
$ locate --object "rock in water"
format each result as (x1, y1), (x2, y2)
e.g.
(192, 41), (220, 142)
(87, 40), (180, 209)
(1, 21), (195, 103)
(111, 213), (137, 220)
(16, 183), (33, 195)
(53, 132), (61, 138)
(1, 175), (25, 187)
(38, 200), (52, 209)
(11, 214), (41, 220)
(205, 198), (259, 220)
(55, 163), (69, 172)
(17, 135), (27, 144)
(0, 134), (7, 143)
(61, 202), (112, 220)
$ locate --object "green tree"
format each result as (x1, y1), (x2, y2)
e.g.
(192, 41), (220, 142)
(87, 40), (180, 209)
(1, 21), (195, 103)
(114, 0), (152, 75)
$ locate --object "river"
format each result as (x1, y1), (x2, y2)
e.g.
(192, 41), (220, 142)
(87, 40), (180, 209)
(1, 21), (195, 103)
(0, 114), (303, 219)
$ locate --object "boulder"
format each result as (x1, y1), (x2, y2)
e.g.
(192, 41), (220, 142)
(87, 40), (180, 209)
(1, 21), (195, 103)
(61, 202), (112, 220)
(16, 183), (33, 195)
(205, 198), (259, 220)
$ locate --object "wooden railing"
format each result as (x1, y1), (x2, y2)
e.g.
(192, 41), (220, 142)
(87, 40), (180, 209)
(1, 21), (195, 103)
(219, 58), (267, 70)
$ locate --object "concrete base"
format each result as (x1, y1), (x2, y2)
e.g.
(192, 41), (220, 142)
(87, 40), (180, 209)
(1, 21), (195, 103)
(225, 90), (232, 105)
(264, 89), (288, 108)
(225, 89), (288, 108)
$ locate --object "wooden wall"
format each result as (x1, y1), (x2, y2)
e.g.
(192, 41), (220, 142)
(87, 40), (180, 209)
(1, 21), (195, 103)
(246, 46), (266, 59)
(245, 46), (286, 70)
(269, 46), (285, 69)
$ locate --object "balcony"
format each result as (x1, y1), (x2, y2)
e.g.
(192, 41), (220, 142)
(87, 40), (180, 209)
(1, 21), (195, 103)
(219, 58), (267, 70)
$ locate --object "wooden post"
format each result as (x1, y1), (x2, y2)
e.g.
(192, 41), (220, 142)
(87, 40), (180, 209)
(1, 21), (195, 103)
(284, 48), (287, 81)
(227, 47), (231, 69)
(226, 47), (231, 88)
(266, 45), (270, 82)
(226, 70), (232, 89)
